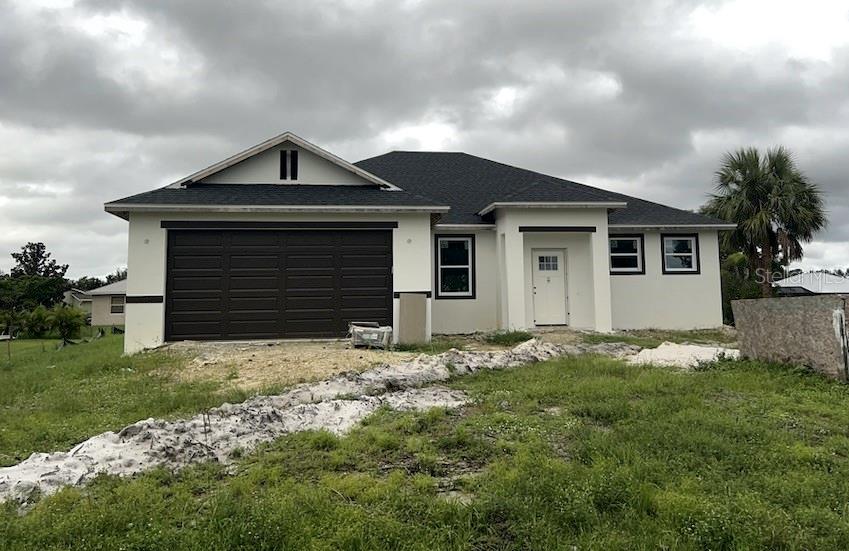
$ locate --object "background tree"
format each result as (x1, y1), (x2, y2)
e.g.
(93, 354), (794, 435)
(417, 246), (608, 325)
(72, 276), (106, 291)
(105, 268), (127, 284)
(703, 146), (826, 297)
(10, 242), (68, 278)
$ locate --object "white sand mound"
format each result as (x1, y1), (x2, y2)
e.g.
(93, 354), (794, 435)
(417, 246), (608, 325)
(626, 342), (739, 368)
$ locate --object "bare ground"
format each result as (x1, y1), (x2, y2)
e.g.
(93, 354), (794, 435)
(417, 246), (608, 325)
(160, 329), (589, 392)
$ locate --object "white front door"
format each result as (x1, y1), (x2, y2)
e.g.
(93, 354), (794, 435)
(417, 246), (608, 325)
(532, 249), (567, 325)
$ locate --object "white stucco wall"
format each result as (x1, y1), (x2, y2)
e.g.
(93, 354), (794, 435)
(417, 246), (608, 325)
(123, 211), (433, 354)
(494, 208), (613, 332)
(199, 142), (372, 185)
(431, 229), (498, 334)
(610, 230), (723, 329)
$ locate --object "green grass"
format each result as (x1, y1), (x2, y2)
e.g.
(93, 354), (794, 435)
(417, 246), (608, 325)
(0, 334), (248, 467)
(482, 330), (534, 346)
(393, 336), (468, 354)
(4, 354), (849, 549)
(582, 328), (738, 349)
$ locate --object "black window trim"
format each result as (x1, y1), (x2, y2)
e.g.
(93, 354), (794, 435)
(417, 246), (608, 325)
(434, 234), (476, 300)
(661, 233), (701, 275)
(609, 233), (646, 275)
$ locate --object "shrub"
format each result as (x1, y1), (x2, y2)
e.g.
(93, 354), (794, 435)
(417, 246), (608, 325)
(0, 309), (25, 337)
(49, 305), (87, 343)
(24, 305), (51, 337)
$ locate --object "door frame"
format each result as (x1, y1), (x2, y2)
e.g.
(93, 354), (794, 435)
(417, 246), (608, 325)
(530, 247), (569, 326)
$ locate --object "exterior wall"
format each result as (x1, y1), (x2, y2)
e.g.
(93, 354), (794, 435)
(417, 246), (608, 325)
(124, 211), (432, 354)
(732, 295), (848, 381)
(199, 142), (371, 185)
(610, 230), (723, 329)
(90, 295), (125, 326)
(494, 208), (613, 332)
(431, 229), (498, 334)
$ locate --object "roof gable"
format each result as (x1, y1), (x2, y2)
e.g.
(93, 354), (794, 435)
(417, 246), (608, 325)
(173, 132), (400, 190)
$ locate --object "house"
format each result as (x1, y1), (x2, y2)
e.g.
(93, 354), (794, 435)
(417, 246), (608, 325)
(62, 288), (92, 314)
(87, 279), (126, 326)
(774, 272), (849, 296)
(105, 132), (734, 354)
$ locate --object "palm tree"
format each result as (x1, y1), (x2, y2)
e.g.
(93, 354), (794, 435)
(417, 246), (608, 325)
(703, 146), (826, 298)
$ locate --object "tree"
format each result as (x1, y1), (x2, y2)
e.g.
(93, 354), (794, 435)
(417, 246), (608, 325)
(105, 268), (127, 284)
(49, 305), (86, 344)
(703, 147), (826, 297)
(10, 242), (68, 278)
(72, 276), (106, 291)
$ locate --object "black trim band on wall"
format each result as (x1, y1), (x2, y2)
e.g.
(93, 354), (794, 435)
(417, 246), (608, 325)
(160, 221), (399, 230)
(126, 295), (164, 304)
(609, 233), (646, 276)
(518, 226), (597, 233)
(393, 291), (432, 298)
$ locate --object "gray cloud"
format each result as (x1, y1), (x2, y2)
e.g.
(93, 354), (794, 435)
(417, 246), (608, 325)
(0, 0), (847, 277)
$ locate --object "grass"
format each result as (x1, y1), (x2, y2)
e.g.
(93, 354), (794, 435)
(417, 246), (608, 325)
(582, 327), (738, 349)
(393, 336), (469, 354)
(0, 334), (248, 467)
(482, 330), (534, 346)
(4, 354), (849, 549)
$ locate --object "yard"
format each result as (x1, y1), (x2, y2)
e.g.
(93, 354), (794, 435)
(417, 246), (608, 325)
(2, 331), (849, 549)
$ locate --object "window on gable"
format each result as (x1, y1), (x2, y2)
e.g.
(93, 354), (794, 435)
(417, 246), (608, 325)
(110, 296), (125, 314)
(662, 234), (700, 274)
(609, 235), (644, 274)
(279, 150), (299, 181)
(436, 236), (475, 298)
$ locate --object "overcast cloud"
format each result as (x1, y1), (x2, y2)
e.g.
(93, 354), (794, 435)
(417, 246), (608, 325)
(0, 0), (847, 278)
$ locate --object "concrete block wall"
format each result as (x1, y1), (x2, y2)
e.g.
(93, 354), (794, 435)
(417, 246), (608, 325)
(732, 295), (849, 381)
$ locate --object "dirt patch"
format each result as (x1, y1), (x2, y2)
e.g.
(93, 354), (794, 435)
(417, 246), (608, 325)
(164, 340), (417, 392)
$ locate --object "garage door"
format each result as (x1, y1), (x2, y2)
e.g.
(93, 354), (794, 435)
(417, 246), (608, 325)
(165, 229), (393, 341)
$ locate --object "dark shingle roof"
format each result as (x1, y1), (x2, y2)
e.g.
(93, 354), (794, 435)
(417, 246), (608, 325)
(106, 183), (444, 209)
(355, 151), (730, 227)
(106, 151), (731, 228)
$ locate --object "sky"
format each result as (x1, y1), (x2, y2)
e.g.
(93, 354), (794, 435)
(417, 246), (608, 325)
(0, 0), (848, 278)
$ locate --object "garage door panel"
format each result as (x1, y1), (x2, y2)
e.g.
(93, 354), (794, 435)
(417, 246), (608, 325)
(166, 229), (392, 341)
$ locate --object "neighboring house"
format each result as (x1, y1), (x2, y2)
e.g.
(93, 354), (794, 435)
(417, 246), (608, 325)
(774, 272), (849, 296)
(88, 279), (127, 326)
(105, 132), (734, 354)
(62, 288), (92, 314)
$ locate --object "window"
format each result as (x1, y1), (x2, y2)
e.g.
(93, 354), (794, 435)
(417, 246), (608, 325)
(279, 150), (299, 181)
(662, 234), (700, 274)
(435, 235), (475, 298)
(538, 255), (558, 271)
(609, 235), (644, 274)
(110, 296), (125, 314)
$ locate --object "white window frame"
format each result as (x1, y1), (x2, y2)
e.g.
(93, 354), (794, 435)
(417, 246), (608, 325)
(609, 236), (644, 274)
(662, 234), (699, 274)
(436, 235), (474, 298)
(110, 295), (125, 314)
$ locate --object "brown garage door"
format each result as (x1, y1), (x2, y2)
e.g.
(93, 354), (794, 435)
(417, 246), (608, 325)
(165, 229), (393, 341)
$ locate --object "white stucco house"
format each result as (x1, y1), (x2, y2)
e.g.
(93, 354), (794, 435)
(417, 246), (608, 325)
(106, 132), (734, 354)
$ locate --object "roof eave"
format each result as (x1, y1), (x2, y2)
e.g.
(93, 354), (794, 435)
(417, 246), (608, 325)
(104, 203), (451, 217)
(608, 223), (737, 230)
(477, 201), (628, 216)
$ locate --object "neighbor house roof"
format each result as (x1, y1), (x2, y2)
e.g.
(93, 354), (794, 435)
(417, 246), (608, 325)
(774, 272), (849, 295)
(355, 151), (732, 228)
(88, 279), (127, 296)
